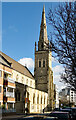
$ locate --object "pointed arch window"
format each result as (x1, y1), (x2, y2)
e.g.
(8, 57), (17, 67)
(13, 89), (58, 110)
(33, 93), (35, 104)
(37, 94), (39, 104)
(41, 95), (42, 104)
(41, 42), (44, 48)
(39, 60), (41, 67)
(43, 60), (45, 67)
(44, 96), (45, 104)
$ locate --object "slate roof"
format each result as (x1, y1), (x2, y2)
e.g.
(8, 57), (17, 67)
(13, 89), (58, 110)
(0, 51), (34, 79)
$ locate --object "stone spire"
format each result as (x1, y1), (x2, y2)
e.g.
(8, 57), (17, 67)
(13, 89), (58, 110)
(38, 5), (49, 51)
(40, 5), (46, 31)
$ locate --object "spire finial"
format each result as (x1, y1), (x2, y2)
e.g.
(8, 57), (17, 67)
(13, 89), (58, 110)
(35, 42), (36, 52)
(43, 5), (45, 13)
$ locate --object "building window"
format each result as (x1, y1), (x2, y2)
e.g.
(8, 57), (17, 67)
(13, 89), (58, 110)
(41, 43), (44, 48)
(33, 93), (35, 104)
(4, 73), (8, 78)
(8, 103), (13, 109)
(26, 79), (28, 84)
(7, 87), (13, 92)
(39, 61), (41, 67)
(43, 60), (45, 67)
(0, 86), (1, 93)
(30, 81), (32, 86)
(41, 96), (42, 104)
(0, 70), (2, 77)
(37, 95), (39, 104)
(44, 96), (45, 104)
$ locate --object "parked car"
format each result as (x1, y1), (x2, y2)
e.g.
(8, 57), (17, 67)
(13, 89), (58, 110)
(48, 111), (70, 120)
(61, 107), (76, 120)
(71, 107), (76, 120)
(60, 108), (72, 119)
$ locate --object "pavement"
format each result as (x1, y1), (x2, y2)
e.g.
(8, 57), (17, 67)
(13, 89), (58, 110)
(1, 114), (28, 120)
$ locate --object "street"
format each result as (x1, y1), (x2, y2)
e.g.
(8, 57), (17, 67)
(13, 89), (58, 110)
(1, 113), (57, 120)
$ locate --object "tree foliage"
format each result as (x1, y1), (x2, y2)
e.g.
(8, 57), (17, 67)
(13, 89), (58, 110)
(47, 2), (76, 90)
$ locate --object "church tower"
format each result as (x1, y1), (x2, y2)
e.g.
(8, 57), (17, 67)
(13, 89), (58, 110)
(34, 6), (54, 109)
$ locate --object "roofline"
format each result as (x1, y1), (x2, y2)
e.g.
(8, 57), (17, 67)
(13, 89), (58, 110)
(0, 51), (34, 79)
(24, 65), (34, 78)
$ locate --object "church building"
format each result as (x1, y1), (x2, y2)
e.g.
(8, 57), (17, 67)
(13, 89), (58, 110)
(34, 6), (54, 110)
(0, 6), (55, 114)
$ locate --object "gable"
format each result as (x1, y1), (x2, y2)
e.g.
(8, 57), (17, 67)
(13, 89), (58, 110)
(0, 55), (11, 67)
(0, 51), (34, 79)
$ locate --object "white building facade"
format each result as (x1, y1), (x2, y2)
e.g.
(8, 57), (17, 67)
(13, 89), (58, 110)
(59, 87), (76, 106)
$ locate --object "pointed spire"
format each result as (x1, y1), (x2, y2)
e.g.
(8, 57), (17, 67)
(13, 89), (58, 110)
(43, 5), (45, 13)
(41, 5), (46, 29)
(38, 5), (49, 51)
(35, 42), (36, 52)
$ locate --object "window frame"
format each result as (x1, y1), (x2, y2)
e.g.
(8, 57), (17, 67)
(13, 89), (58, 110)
(39, 60), (41, 67)
(43, 60), (45, 67)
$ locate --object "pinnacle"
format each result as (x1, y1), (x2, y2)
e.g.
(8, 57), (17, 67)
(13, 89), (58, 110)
(43, 5), (45, 13)
(38, 5), (49, 51)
